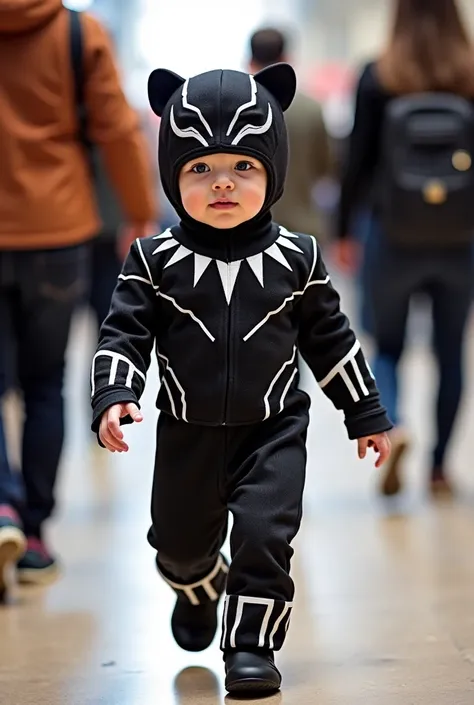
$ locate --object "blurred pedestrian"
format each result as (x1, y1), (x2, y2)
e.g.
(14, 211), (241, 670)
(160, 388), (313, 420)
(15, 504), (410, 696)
(249, 27), (332, 239)
(335, 0), (474, 498)
(0, 0), (156, 598)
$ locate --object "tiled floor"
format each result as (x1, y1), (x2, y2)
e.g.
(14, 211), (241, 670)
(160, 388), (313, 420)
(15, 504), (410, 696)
(1, 281), (473, 704)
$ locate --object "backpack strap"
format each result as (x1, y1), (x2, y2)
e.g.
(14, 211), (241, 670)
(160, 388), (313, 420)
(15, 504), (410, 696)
(69, 9), (89, 148)
(68, 8), (123, 232)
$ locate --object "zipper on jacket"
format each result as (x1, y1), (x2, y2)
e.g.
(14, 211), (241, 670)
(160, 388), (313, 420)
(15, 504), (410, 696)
(222, 239), (233, 424)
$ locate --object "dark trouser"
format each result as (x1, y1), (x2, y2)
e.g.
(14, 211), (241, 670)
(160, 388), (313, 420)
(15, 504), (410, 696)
(88, 236), (121, 330)
(362, 219), (473, 468)
(147, 391), (310, 652)
(0, 244), (89, 535)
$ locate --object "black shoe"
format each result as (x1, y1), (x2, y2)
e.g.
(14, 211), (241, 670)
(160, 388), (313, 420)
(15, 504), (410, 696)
(0, 505), (26, 603)
(171, 598), (220, 652)
(224, 650), (282, 694)
(159, 554), (228, 652)
(17, 537), (59, 586)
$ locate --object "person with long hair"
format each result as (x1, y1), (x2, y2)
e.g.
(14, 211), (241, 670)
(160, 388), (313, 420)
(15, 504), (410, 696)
(335, 0), (474, 498)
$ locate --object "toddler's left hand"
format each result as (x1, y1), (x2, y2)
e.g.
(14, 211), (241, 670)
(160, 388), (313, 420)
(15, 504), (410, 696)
(357, 432), (391, 468)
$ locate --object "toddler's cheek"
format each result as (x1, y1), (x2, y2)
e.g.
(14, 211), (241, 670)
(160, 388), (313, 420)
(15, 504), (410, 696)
(182, 188), (206, 218)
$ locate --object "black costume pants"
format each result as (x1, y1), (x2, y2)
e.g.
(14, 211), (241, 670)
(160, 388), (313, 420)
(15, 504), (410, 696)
(147, 391), (310, 652)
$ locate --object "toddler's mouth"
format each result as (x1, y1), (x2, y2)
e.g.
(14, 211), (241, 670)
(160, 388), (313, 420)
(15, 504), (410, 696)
(210, 200), (238, 210)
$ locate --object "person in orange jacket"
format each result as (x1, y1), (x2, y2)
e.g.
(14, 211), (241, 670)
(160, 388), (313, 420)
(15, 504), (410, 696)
(0, 0), (157, 597)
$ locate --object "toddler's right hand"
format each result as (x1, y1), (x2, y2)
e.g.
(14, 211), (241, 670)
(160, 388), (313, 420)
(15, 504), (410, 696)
(99, 403), (143, 453)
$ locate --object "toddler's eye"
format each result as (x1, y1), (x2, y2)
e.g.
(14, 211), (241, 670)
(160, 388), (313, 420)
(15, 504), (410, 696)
(235, 161), (253, 171)
(191, 163), (210, 174)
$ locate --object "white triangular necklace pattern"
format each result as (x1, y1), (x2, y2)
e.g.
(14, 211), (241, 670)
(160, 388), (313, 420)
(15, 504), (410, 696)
(152, 227), (303, 305)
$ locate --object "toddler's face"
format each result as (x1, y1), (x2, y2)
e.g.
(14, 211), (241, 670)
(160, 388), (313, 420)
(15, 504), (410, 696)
(179, 153), (267, 228)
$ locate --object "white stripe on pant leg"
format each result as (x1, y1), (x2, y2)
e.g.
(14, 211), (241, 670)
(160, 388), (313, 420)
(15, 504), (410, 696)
(201, 555), (226, 599)
(158, 555), (224, 604)
(340, 367), (360, 402)
(202, 580), (219, 601)
(230, 597), (245, 649)
(351, 357), (369, 397)
(259, 602), (275, 648)
(221, 596), (230, 649)
(268, 603), (293, 649)
(207, 555), (226, 582)
(184, 587), (199, 605)
(229, 596), (276, 649)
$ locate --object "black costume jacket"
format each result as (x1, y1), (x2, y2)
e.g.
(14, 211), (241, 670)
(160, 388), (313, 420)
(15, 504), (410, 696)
(91, 221), (390, 439)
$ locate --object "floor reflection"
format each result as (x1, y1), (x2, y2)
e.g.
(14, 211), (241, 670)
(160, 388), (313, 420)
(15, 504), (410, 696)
(173, 667), (223, 704)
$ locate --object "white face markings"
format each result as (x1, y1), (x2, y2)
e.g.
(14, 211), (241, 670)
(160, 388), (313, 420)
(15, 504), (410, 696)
(170, 74), (274, 148)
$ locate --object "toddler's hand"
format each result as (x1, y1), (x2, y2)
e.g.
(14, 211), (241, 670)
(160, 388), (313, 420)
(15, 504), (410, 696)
(357, 432), (391, 468)
(99, 403), (143, 453)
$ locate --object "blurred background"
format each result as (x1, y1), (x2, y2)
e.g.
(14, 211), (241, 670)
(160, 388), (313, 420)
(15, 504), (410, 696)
(63, 0), (474, 112)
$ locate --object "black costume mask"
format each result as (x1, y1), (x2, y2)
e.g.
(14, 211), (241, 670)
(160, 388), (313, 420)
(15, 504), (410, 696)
(148, 63), (296, 234)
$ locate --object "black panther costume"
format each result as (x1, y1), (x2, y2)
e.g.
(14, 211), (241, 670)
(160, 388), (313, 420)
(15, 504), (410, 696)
(91, 62), (391, 693)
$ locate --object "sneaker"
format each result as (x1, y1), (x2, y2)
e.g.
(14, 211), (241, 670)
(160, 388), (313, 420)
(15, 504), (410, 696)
(0, 505), (26, 602)
(379, 428), (410, 497)
(17, 536), (59, 586)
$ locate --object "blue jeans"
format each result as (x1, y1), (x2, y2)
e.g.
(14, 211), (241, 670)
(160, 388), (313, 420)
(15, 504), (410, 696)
(352, 206), (374, 335)
(88, 237), (122, 329)
(361, 220), (473, 467)
(0, 244), (89, 535)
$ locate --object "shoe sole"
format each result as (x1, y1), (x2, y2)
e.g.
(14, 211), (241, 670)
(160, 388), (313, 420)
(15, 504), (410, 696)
(17, 563), (60, 587)
(226, 677), (281, 694)
(379, 439), (409, 497)
(0, 528), (27, 601)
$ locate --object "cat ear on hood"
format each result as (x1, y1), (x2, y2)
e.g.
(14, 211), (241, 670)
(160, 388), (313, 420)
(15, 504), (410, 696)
(253, 62), (297, 112)
(148, 68), (186, 117)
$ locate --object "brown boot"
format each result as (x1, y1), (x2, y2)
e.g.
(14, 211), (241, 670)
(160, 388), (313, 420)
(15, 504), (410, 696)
(430, 469), (455, 499)
(379, 429), (410, 497)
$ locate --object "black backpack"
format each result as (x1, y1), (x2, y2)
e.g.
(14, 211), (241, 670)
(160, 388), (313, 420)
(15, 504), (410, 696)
(69, 9), (123, 238)
(378, 93), (474, 247)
